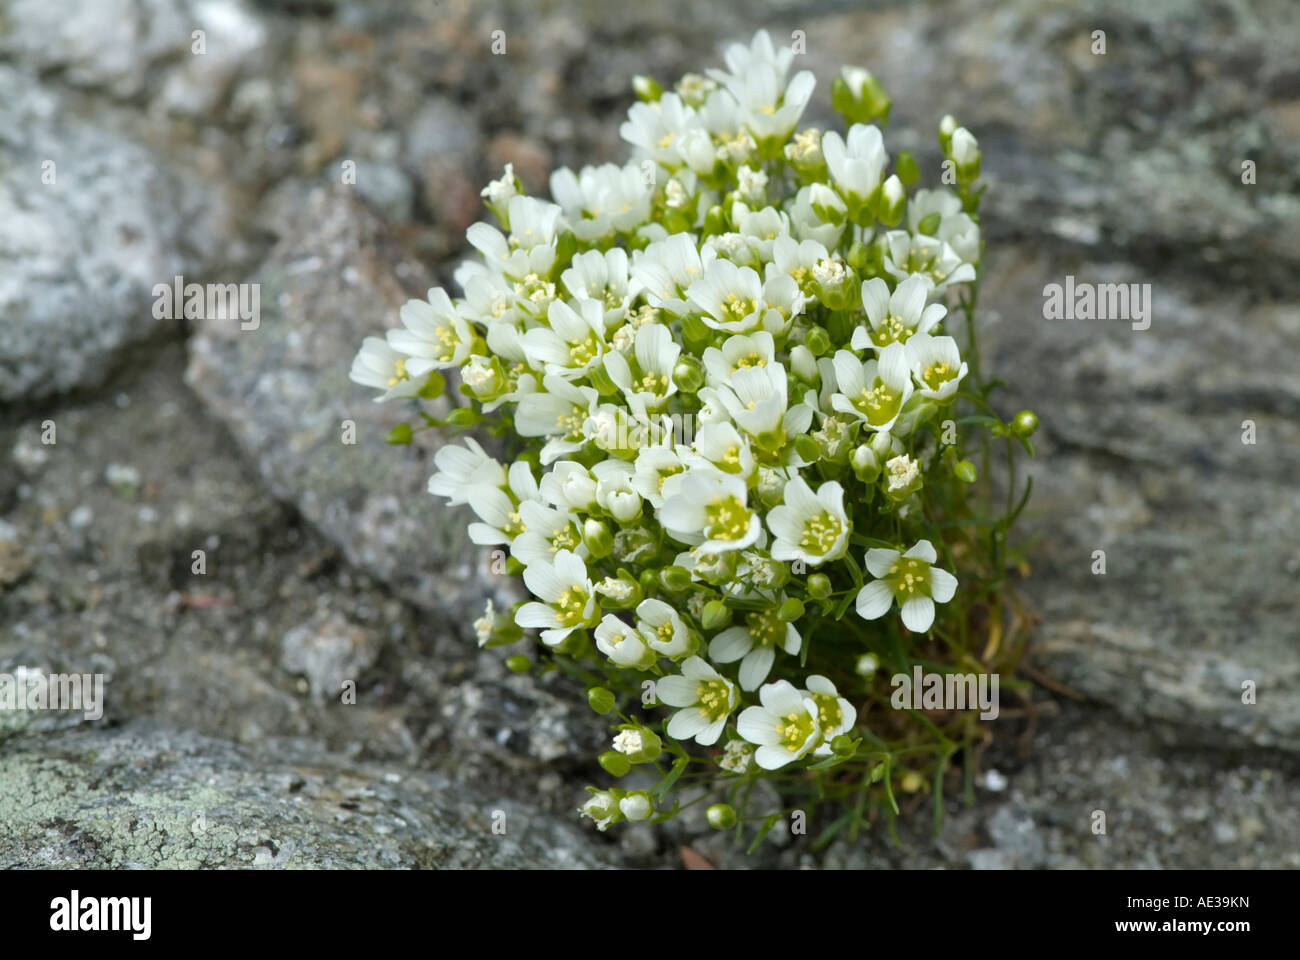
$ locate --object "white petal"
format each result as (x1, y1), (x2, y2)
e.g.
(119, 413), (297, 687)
(864, 548), (900, 579)
(708, 626), (753, 663)
(900, 595), (935, 633)
(738, 646), (776, 691)
(855, 580), (894, 620)
(667, 708), (709, 741)
(903, 539), (938, 563)
(929, 566), (958, 603)
(737, 707), (781, 746)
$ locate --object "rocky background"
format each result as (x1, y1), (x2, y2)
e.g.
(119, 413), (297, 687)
(2, 0), (1298, 869)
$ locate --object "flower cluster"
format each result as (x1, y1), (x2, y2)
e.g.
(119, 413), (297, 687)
(352, 31), (1026, 839)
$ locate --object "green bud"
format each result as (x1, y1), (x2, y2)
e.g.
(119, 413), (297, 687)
(1012, 409), (1039, 438)
(444, 407), (479, 428)
(846, 240), (872, 274)
(794, 434), (821, 463)
(505, 555), (525, 577)
(804, 325), (832, 357)
(672, 356), (704, 393)
(777, 597), (805, 622)
(505, 655), (532, 675)
(702, 204), (728, 237)
(417, 370), (446, 400)
(806, 573), (833, 600)
(831, 735), (859, 757)
(851, 444), (880, 481)
(916, 211), (942, 236)
(632, 75), (663, 102)
(385, 423), (413, 445)
(954, 459), (977, 484)
(896, 151), (919, 186)
(582, 518), (614, 559)
(681, 311), (711, 344)
(586, 687), (617, 715)
(599, 751), (632, 777)
(876, 174), (905, 227)
(701, 599), (732, 631)
(659, 564), (692, 594)
(706, 803), (738, 830)
(639, 569), (660, 598)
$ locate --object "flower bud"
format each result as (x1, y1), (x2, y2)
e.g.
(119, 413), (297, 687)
(505, 655), (532, 675)
(659, 564), (692, 593)
(812, 258), (858, 311)
(851, 444), (880, 482)
(587, 686), (617, 715)
(672, 356), (704, 393)
(613, 725), (663, 764)
(803, 325), (832, 357)
(632, 75), (663, 102)
(806, 573), (833, 600)
(876, 174), (905, 227)
(916, 211), (942, 236)
(580, 788), (623, 830)
(599, 751), (632, 777)
(777, 597), (805, 622)
(856, 653), (879, 677)
(701, 599), (732, 631)
(1011, 409), (1039, 438)
(618, 791), (654, 821)
(706, 803), (738, 830)
(582, 518), (614, 559)
(948, 127), (981, 183)
(895, 151), (919, 186)
(831, 735), (858, 757)
(831, 67), (891, 125)
(953, 459), (977, 484)
(788, 343), (818, 382)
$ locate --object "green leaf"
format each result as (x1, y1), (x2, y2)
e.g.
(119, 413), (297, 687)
(653, 756), (688, 798)
(746, 813), (781, 854)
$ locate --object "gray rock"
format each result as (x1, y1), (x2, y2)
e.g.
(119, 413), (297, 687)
(0, 722), (618, 868)
(185, 184), (487, 620)
(0, 68), (229, 402)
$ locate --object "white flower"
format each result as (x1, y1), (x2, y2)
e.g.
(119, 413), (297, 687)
(713, 29), (796, 86)
(736, 679), (822, 769)
(854, 539), (958, 633)
(737, 164), (767, 204)
(592, 459), (644, 524)
(884, 453), (921, 497)
(707, 607), (801, 690)
(604, 322), (680, 417)
(481, 162), (518, 207)
(508, 500), (585, 567)
(427, 437), (504, 505)
(686, 258), (764, 333)
(349, 335), (423, 401)
(905, 332), (968, 402)
(514, 375), (599, 464)
(803, 675), (857, 756)
(580, 789), (620, 831)
(701, 330), (775, 387)
(594, 613), (656, 669)
(473, 598), (496, 648)
(829, 343), (914, 432)
(684, 422), (755, 479)
(516, 549), (599, 646)
(655, 655), (739, 746)
(850, 275), (947, 351)
(714, 363), (787, 436)
(549, 162), (651, 242)
(907, 188), (980, 265)
(466, 459), (539, 545)
(560, 249), (631, 325)
(768, 236), (830, 303)
(636, 598), (695, 660)
(466, 195), (560, 279)
(949, 126), (980, 175)
(619, 93), (700, 168)
(540, 460), (598, 512)
(520, 297), (608, 379)
(658, 469), (761, 553)
(820, 123), (887, 203)
(631, 445), (686, 508)
(718, 739), (755, 774)
(630, 233), (715, 316)
(880, 230), (976, 295)
(765, 478), (849, 565)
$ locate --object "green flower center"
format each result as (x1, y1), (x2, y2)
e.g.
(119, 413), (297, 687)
(636, 371), (669, 395)
(722, 292), (756, 322)
(704, 495), (750, 541)
(569, 332), (600, 366)
(550, 525), (579, 553)
(798, 510), (842, 555)
(886, 557), (931, 599)
(746, 609), (785, 648)
(555, 585), (590, 626)
(734, 352), (767, 370)
(854, 379), (902, 425)
(776, 710), (815, 751)
(696, 678), (732, 720)
(810, 692), (842, 733)
(870, 315), (913, 346)
(502, 510), (526, 539)
(922, 361), (955, 391)
(386, 357), (409, 388)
